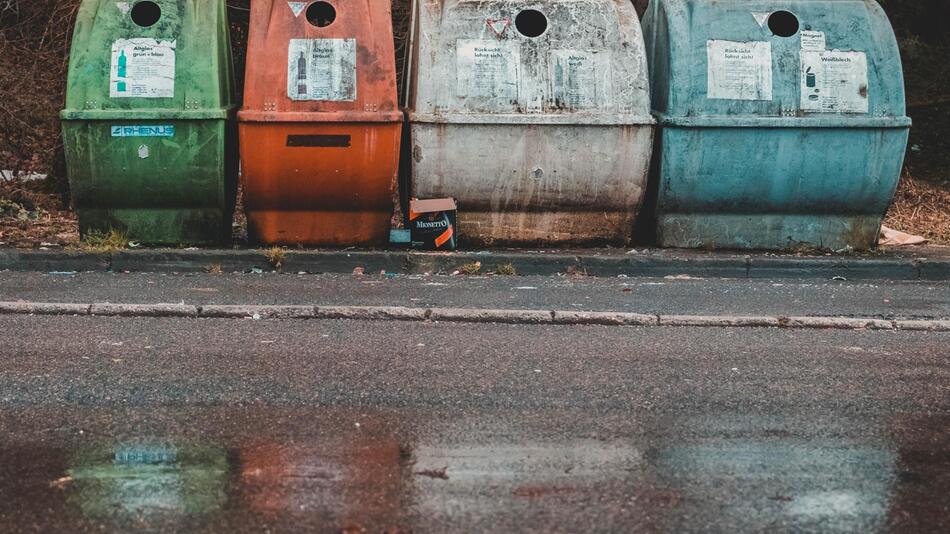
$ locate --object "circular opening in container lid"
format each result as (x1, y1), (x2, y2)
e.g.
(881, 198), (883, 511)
(307, 2), (336, 27)
(130, 1), (161, 27)
(768, 11), (799, 37)
(515, 9), (547, 38)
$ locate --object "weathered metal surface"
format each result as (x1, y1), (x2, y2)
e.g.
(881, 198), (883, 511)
(239, 0), (402, 246)
(61, 0), (237, 245)
(408, 0), (655, 247)
(643, 0), (912, 251)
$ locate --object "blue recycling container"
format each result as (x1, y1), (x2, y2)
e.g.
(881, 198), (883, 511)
(642, 0), (911, 250)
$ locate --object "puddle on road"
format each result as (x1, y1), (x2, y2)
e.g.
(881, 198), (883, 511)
(67, 441), (228, 522)
(0, 409), (947, 531)
(658, 442), (895, 532)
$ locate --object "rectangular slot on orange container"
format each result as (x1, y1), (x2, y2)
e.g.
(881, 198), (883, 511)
(286, 134), (351, 147)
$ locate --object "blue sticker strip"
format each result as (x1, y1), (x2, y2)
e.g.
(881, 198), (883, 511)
(111, 125), (175, 137)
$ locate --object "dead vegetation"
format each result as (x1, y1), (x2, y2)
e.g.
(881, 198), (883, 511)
(0, 180), (77, 247)
(495, 262), (517, 276)
(70, 228), (129, 253)
(457, 261), (482, 275)
(884, 172), (950, 245)
(264, 246), (286, 270)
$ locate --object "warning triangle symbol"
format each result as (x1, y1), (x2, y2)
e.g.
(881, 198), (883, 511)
(752, 11), (771, 28)
(486, 18), (511, 38)
(288, 2), (307, 17)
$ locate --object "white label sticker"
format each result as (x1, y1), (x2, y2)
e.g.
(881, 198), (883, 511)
(287, 39), (357, 101)
(801, 50), (869, 113)
(752, 12), (771, 27)
(287, 1), (307, 17)
(800, 30), (826, 51)
(110, 39), (176, 98)
(706, 40), (773, 101)
(550, 50), (611, 110)
(456, 39), (520, 99)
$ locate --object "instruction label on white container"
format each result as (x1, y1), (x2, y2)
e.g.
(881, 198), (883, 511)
(456, 39), (520, 99)
(706, 40), (772, 101)
(800, 50), (868, 113)
(110, 39), (176, 98)
(287, 39), (357, 101)
(800, 30), (827, 51)
(550, 50), (611, 110)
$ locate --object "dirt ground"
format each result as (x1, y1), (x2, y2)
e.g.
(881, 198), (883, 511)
(0, 181), (77, 248)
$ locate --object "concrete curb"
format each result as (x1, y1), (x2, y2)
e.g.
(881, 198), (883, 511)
(1, 301), (948, 331)
(1, 248), (947, 280)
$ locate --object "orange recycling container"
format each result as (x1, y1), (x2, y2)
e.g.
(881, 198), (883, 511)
(239, 1), (402, 245)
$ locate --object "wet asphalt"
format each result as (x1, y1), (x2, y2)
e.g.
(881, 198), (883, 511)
(1, 311), (949, 532)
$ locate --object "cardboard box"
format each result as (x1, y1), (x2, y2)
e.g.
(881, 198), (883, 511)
(409, 198), (457, 250)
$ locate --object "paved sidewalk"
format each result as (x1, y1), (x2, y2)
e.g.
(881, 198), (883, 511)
(1, 272), (947, 319)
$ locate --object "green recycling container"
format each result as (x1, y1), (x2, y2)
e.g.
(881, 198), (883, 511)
(642, 0), (912, 251)
(61, 0), (238, 244)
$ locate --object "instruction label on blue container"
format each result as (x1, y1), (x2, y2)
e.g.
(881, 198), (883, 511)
(800, 50), (869, 113)
(550, 50), (611, 110)
(456, 39), (520, 99)
(706, 40), (772, 101)
(287, 39), (357, 101)
(111, 125), (175, 137)
(110, 39), (176, 98)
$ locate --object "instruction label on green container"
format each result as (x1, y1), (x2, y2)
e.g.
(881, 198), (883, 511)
(456, 39), (520, 100)
(110, 38), (176, 98)
(287, 39), (357, 101)
(550, 50), (611, 110)
(800, 50), (869, 113)
(706, 40), (772, 101)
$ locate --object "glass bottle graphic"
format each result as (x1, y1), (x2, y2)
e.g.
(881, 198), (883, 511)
(297, 51), (308, 96)
(117, 48), (128, 93)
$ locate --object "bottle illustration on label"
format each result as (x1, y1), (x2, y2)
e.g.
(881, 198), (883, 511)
(297, 51), (308, 95)
(117, 48), (128, 93)
(805, 66), (819, 101)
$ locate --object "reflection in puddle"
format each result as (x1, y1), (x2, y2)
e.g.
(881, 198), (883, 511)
(236, 435), (408, 531)
(414, 441), (639, 482)
(412, 440), (640, 523)
(239, 444), (345, 515)
(3, 409), (947, 531)
(659, 442), (895, 532)
(67, 440), (228, 522)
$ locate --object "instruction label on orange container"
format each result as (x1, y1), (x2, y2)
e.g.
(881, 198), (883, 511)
(550, 50), (611, 110)
(800, 50), (868, 113)
(110, 38), (176, 98)
(287, 39), (357, 101)
(456, 39), (520, 99)
(706, 40), (772, 101)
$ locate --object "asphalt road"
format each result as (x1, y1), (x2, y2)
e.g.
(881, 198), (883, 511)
(1, 271), (948, 319)
(1, 314), (948, 532)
